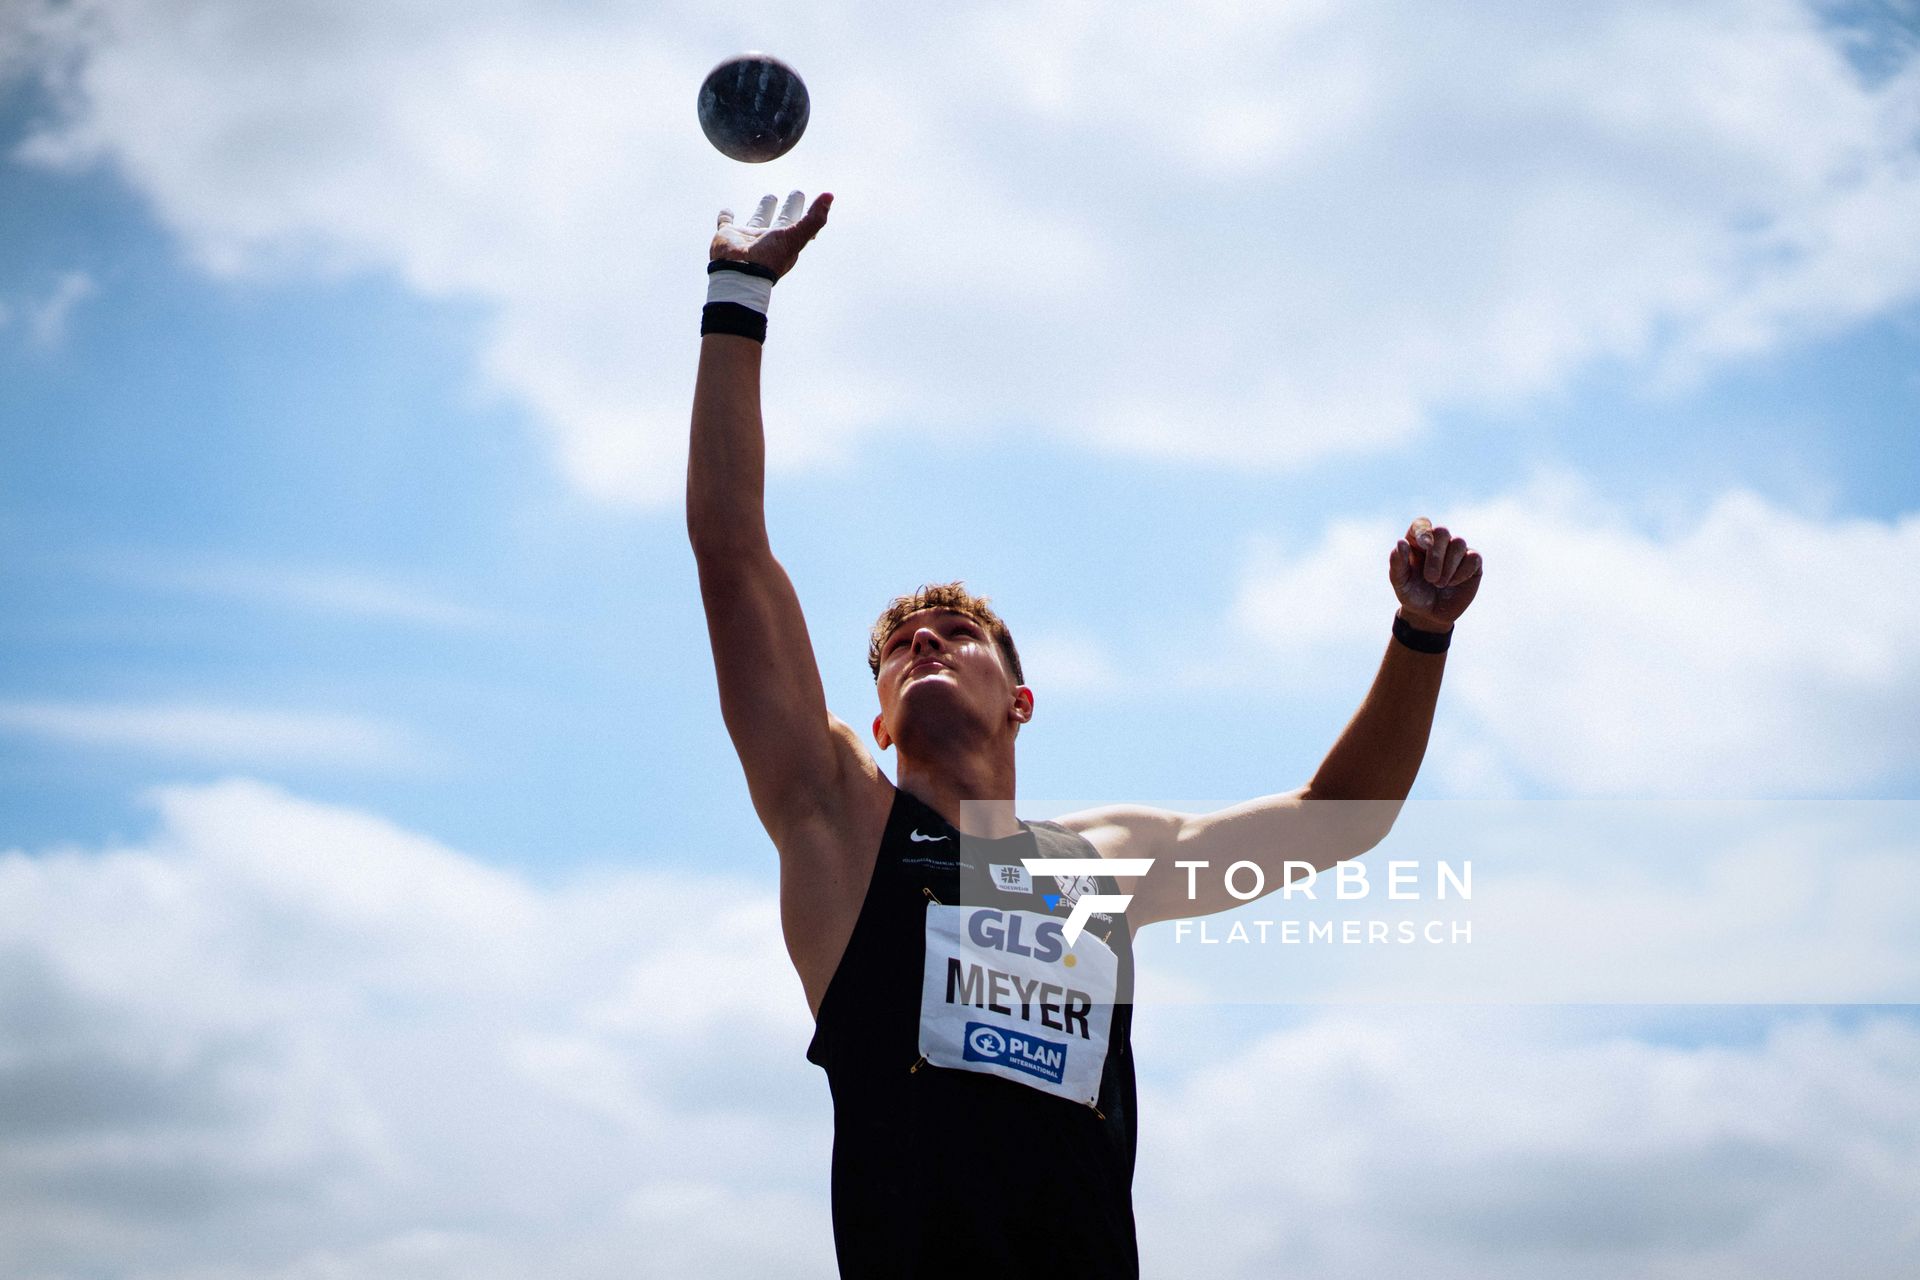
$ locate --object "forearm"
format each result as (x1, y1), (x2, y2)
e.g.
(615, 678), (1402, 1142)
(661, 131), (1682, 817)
(1304, 621), (1447, 802)
(687, 333), (769, 554)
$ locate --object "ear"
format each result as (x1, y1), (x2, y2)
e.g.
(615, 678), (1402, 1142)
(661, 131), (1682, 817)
(1011, 686), (1034, 724)
(872, 712), (893, 751)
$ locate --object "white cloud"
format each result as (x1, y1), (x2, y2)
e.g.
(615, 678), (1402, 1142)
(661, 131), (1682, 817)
(5, 1), (1917, 500)
(0, 778), (832, 1279)
(1225, 475), (1920, 795)
(1131, 799), (1920, 1005)
(0, 269), (98, 349)
(27, 269), (96, 347)
(1135, 1007), (1920, 1279)
(0, 700), (428, 769)
(0, 0), (64, 82)
(1013, 628), (1124, 696)
(91, 554), (511, 631)
(3, 783), (1917, 1275)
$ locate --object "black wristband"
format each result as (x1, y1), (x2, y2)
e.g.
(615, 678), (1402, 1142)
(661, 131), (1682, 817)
(700, 301), (768, 343)
(706, 259), (778, 281)
(1392, 613), (1452, 654)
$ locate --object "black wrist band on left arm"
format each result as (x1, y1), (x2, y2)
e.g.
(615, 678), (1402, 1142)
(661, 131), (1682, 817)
(700, 301), (768, 342)
(1392, 612), (1452, 654)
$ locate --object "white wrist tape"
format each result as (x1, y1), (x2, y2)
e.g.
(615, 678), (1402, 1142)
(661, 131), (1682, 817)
(707, 268), (773, 314)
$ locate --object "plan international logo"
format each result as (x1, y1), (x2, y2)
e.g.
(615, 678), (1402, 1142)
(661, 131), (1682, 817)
(961, 1021), (1068, 1084)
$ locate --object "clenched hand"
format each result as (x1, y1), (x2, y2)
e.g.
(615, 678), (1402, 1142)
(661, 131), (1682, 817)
(1389, 517), (1483, 632)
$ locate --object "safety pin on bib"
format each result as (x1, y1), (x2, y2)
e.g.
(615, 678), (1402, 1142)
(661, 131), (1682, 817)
(910, 888), (944, 1074)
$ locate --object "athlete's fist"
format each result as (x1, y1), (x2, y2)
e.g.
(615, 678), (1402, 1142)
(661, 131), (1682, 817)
(1389, 517), (1482, 632)
(711, 190), (832, 279)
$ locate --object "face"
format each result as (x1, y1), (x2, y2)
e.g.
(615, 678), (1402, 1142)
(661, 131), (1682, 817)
(871, 608), (1032, 751)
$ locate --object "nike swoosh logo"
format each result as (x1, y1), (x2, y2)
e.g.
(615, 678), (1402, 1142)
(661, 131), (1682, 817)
(909, 830), (950, 843)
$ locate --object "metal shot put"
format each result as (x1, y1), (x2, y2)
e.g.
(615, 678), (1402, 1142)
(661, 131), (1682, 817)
(697, 53), (810, 163)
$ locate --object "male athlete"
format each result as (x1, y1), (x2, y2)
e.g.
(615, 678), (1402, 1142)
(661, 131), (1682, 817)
(687, 191), (1484, 1278)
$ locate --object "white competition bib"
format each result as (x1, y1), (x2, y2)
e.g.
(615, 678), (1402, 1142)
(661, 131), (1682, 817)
(918, 904), (1118, 1107)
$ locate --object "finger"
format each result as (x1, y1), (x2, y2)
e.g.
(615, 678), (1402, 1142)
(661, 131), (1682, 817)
(1425, 526), (1451, 584)
(1404, 537), (1427, 580)
(748, 193), (778, 229)
(1389, 540), (1413, 593)
(1405, 516), (1433, 549)
(775, 190), (805, 229)
(716, 208), (734, 230)
(794, 191), (833, 239)
(1441, 538), (1468, 584)
(1448, 550), (1483, 588)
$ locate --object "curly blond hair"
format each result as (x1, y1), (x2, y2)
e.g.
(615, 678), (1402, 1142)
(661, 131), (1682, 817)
(868, 582), (1024, 684)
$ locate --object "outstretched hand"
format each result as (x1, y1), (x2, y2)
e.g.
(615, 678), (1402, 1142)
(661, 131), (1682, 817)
(1389, 517), (1483, 632)
(711, 190), (833, 279)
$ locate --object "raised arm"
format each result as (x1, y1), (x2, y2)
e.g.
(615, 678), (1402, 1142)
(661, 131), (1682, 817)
(1061, 518), (1483, 925)
(687, 191), (876, 842)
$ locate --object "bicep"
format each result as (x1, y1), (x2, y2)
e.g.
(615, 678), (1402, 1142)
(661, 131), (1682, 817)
(694, 546), (872, 832)
(1158, 790), (1401, 920)
(1065, 790), (1398, 925)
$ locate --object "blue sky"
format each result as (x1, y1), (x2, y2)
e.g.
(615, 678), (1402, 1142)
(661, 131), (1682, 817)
(3, 2), (1919, 1275)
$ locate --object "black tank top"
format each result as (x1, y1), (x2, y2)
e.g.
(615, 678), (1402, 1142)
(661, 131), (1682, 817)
(806, 786), (1139, 1278)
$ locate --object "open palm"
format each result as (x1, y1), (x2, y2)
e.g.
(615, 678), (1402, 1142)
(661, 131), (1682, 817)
(711, 190), (833, 279)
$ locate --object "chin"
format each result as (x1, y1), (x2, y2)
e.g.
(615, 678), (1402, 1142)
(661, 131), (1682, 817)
(893, 691), (982, 739)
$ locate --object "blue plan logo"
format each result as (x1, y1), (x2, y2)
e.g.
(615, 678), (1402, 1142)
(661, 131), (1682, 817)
(961, 1021), (1068, 1085)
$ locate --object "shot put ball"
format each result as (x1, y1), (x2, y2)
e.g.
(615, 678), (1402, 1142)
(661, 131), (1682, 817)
(697, 53), (810, 163)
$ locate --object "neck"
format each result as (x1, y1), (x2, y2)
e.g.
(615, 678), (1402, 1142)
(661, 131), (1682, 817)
(895, 746), (1020, 838)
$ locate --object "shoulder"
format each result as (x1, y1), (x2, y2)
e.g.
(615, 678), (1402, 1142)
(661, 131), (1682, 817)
(769, 715), (893, 862)
(825, 713), (884, 782)
(797, 714), (892, 823)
